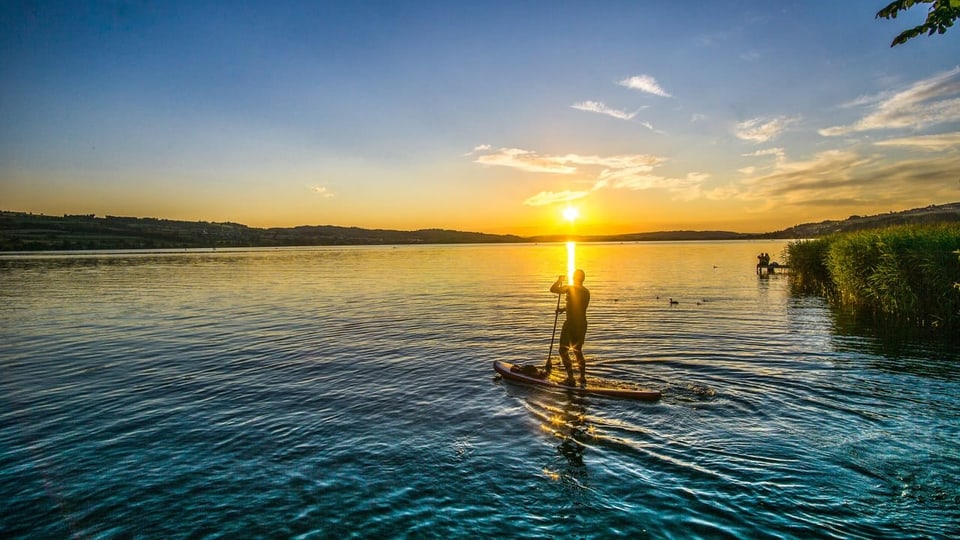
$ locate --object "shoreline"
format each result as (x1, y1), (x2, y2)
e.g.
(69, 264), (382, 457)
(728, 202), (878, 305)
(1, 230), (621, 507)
(3, 203), (959, 252)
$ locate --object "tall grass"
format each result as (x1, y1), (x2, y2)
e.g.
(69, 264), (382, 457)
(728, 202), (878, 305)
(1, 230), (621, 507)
(785, 238), (832, 296)
(785, 223), (960, 329)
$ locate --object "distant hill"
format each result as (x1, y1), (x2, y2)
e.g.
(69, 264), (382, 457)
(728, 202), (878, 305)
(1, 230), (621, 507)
(2, 202), (959, 251)
(0, 212), (524, 251)
(758, 202), (960, 239)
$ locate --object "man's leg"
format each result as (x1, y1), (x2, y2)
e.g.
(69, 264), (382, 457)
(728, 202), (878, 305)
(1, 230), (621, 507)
(571, 326), (587, 387)
(558, 326), (575, 383)
(574, 347), (586, 387)
(560, 347), (575, 383)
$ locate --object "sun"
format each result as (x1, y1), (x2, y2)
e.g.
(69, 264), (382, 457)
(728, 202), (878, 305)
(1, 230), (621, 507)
(562, 206), (580, 222)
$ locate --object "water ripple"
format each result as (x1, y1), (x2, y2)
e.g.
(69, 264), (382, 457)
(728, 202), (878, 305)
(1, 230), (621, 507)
(2, 244), (959, 539)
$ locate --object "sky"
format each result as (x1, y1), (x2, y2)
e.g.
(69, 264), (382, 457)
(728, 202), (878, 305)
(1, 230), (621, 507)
(1, 1), (959, 236)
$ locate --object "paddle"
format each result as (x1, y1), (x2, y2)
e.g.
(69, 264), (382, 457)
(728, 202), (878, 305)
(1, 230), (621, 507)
(545, 276), (563, 372)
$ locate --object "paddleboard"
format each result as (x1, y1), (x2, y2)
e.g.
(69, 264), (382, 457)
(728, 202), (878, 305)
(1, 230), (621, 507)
(493, 360), (661, 401)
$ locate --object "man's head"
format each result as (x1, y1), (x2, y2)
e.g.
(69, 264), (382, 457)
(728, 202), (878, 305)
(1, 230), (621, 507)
(573, 269), (585, 284)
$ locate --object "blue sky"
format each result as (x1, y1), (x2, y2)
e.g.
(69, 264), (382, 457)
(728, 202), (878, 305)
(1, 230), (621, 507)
(2, 1), (959, 234)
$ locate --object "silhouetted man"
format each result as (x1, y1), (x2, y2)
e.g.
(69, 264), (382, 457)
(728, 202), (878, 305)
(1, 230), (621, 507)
(550, 269), (590, 387)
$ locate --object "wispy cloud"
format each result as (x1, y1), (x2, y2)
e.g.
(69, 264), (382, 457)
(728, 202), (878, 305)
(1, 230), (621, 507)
(838, 91), (891, 109)
(820, 67), (960, 136)
(737, 148), (787, 178)
(874, 132), (960, 151)
(462, 144), (492, 156)
(743, 147), (784, 157)
(743, 147), (786, 161)
(696, 30), (737, 48)
(523, 190), (592, 207)
(602, 171), (710, 201)
(704, 184), (743, 201)
(563, 153), (664, 169)
(473, 147), (663, 175)
(734, 116), (798, 143)
(311, 186), (334, 198)
(571, 100), (637, 120)
(474, 148), (577, 174)
(619, 74), (672, 97)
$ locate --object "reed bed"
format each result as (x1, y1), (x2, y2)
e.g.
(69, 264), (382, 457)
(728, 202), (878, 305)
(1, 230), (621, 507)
(785, 223), (960, 329)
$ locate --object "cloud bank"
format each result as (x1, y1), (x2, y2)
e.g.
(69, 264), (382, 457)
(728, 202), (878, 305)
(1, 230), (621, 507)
(472, 146), (708, 206)
(732, 147), (960, 211)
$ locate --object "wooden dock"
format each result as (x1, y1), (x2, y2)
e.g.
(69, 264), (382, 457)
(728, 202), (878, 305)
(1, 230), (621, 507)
(756, 263), (789, 276)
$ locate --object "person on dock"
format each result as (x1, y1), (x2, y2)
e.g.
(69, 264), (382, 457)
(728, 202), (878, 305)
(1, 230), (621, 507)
(549, 269), (591, 387)
(757, 252), (770, 274)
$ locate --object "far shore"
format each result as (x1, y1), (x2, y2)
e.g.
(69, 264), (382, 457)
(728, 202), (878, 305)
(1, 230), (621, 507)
(2, 203), (958, 252)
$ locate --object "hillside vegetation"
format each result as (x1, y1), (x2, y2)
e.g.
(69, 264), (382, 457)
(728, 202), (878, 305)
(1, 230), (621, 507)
(764, 202), (960, 238)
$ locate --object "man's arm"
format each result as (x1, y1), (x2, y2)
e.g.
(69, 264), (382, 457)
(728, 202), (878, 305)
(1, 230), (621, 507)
(550, 275), (566, 294)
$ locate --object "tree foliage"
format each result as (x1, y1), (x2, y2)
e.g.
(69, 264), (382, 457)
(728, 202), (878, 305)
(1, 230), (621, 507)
(876, 0), (960, 46)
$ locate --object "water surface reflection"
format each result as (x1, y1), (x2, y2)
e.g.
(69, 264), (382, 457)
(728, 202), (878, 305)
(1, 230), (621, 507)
(3, 242), (958, 538)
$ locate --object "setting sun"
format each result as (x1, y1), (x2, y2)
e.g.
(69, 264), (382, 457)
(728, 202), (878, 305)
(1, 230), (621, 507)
(562, 206), (580, 223)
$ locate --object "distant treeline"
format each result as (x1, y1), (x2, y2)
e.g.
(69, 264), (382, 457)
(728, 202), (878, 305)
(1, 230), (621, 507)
(0, 212), (525, 251)
(2, 201), (959, 251)
(786, 223), (960, 331)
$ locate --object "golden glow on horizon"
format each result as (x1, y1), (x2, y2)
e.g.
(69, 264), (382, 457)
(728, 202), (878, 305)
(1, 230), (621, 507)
(566, 241), (576, 283)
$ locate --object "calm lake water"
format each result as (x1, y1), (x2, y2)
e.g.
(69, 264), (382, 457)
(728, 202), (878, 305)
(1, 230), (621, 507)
(2, 242), (959, 539)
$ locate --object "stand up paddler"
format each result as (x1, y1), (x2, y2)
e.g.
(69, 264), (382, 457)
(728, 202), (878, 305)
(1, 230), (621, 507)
(548, 269), (590, 387)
